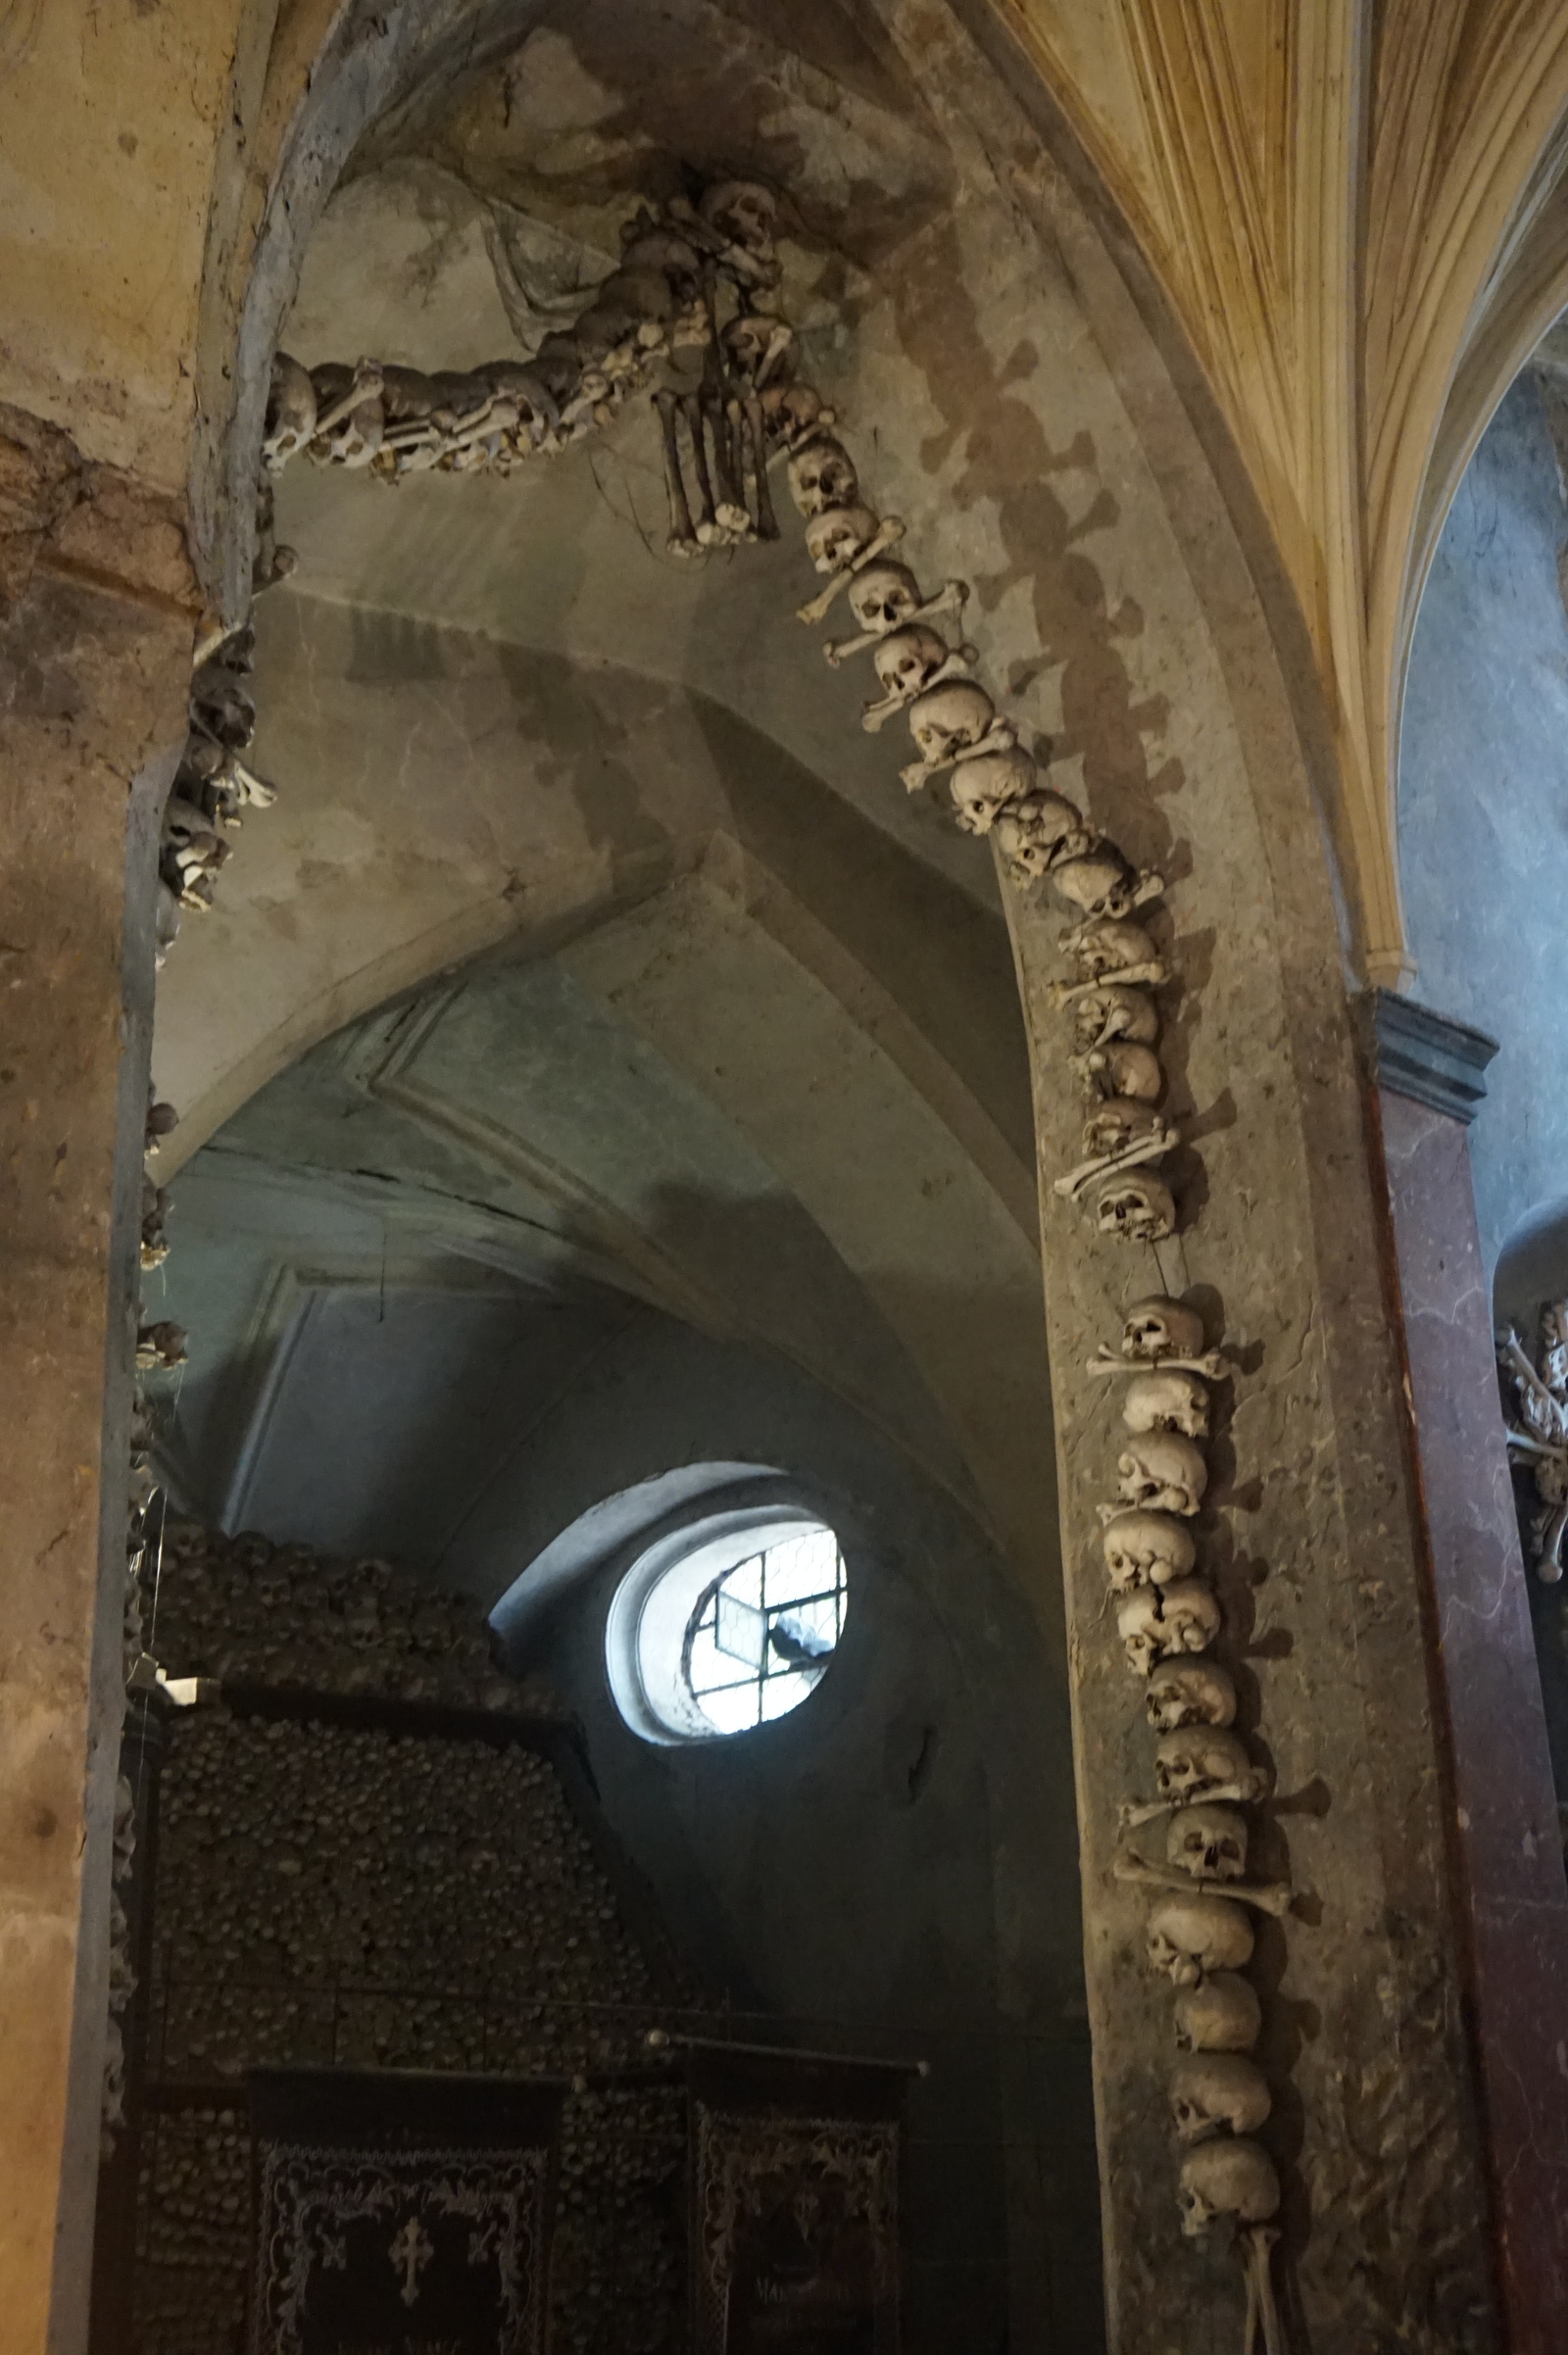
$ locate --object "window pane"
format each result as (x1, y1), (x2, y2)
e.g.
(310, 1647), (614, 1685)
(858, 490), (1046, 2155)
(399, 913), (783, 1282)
(715, 1589), (767, 1669)
(760, 1667), (818, 1721)
(760, 1529), (839, 1607)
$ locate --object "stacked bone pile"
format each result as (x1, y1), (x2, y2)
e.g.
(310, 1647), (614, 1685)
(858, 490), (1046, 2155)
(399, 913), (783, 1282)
(261, 178), (792, 534)
(1092, 1299), (1288, 2349)
(131, 2103), (248, 2355)
(137, 1707), (700, 2355)
(139, 1517), (557, 1712)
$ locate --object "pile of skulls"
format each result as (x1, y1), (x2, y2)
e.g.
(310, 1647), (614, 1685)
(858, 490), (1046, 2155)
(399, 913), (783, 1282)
(131, 2104), (250, 2355)
(1088, 1296), (1288, 2345)
(262, 179), (783, 499)
(135, 1706), (706, 2355)
(142, 1519), (553, 1712)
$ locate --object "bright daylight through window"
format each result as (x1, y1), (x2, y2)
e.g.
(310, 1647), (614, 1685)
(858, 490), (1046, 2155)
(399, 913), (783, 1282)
(607, 1515), (847, 1742)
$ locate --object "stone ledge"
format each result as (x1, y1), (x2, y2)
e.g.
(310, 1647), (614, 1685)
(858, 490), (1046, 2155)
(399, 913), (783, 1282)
(1363, 988), (1499, 1124)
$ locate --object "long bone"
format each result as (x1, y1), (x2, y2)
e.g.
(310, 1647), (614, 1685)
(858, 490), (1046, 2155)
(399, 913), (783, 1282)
(1113, 1852), (1293, 1918)
(824, 578), (968, 666)
(797, 516), (907, 624)
(1054, 1122), (1181, 1202)
(679, 390), (721, 544)
(1050, 963), (1168, 1006)
(709, 390), (751, 537)
(1119, 1782), (1266, 1831)
(653, 390), (699, 556)
(741, 394), (779, 541)
(1244, 2225), (1286, 2355)
(1088, 1346), (1226, 1381)
(311, 360), (384, 443)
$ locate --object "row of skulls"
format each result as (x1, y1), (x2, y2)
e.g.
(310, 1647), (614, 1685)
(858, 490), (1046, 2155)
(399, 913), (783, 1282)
(1090, 1298), (1289, 2348)
(129, 172), (1298, 2340)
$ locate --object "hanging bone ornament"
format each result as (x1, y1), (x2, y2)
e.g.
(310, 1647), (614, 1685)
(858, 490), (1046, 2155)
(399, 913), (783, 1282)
(1071, 983), (1160, 1055)
(1072, 1042), (1164, 1104)
(1056, 1105), (1181, 1202)
(1053, 850), (1164, 923)
(1123, 1368), (1211, 1439)
(900, 682), (1009, 791)
(796, 507), (906, 623)
(1146, 1890), (1254, 1987)
(1175, 1971), (1263, 2054)
(140, 1176), (169, 1271)
(1050, 918), (1168, 999)
(860, 625), (977, 732)
(1167, 1802), (1249, 1882)
(789, 436), (859, 518)
(1101, 1509), (1197, 1594)
(1171, 2053), (1272, 2145)
(1147, 1658), (1238, 1732)
(1118, 1730), (1268, 1829)
(1095, 1170), (1178, 1243)
(1113, 1431), (1208, 1516)
(136, 1321), (187, 1372)
(947, 744), (1035, 834)
(263, 352), (317, 470)
(824, 565), (968, 665)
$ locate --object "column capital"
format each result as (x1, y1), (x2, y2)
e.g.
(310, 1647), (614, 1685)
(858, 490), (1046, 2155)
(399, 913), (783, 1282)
(1362, 988), (1499, 1124)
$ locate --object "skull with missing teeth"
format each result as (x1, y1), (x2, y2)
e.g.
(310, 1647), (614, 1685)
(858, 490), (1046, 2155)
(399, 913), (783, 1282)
(1096, 1172), (1176, 1244)
(1146, 1890), (1253, 1987)
(1101, 1509), (1196, 1595)
(844, 562), (922, 635)
(1146, 1659), (1237, 1732)
(906, 681), (995, 772)
(1171, 2054), (1271, 2145)
(1177, 2138), (1280, 2238)
(1116, 1577), (1220, 1674)
(950, 747), (1034, 836)
(1122, 1296), (1205, 1361)
(1155, 1727), (1265, 1807)
(870, 625), (956, 710)
(805, 505), (881, 576)
(789, 438), (858, 517)
(1167, 1801), (1249, 1883)
(1116, 1431), (1207, 1516)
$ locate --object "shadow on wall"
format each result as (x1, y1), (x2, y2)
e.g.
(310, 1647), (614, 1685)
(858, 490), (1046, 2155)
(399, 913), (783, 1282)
(1494, 1201), (1568, 1809)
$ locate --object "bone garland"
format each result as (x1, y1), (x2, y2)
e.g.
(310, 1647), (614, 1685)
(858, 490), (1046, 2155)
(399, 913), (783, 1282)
(157, 625), (278, 965)
(1091, 1298), (1292, 2342)
(1495, 1305), (1568, 1581)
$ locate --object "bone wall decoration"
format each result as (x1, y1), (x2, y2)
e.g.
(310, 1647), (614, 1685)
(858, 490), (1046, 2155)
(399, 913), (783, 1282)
(1496, 1303), (1568, 1581)
(124, 169), (1310, 2352)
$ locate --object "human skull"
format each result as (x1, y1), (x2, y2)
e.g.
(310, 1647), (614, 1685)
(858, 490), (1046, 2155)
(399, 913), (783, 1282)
(950, 746), (1034, 835)
(762, 381), (830, 448)
(907, 680), (996, 769)
(1146, 1891), (1253, 1987)
(1070, 984), (1160, 1055)
(1101, 1509), (1197, 1594)
(1115, 1588), (1167, 1677)
(1177, 2138), (1280, 2238)
(789, 437), (859, 516)
(1168, 1802), (1249, 1883)
(1083, 1098), (1166, 1158)
(721, 310), (792, 384)
(1171, 2054), (1271, 2146)
(1122, 1296), (1206, 1361)
(871, 624), (955, 706)
(1155, 1727), (1261, 1806)
(1175, 1971), (1262, 2054)
(1118, 1432), (1207, 1515)
(996, 789), (1093, 877)
(803, 503), (881, 575)
(1052, 851), (1137, 920)
(1123, 1370), (1211, 1440)
(1075, 1042), (1163, 1104)
(700, 178), (778, 258)
(1073, 918), (1160, 978)
(263, 351), (317, 470)
(1095, 1171), (1176, 1244)
(1147, 1659), (1237, 1732)
(847, 562), (922, 635)
(1158, 1577), (1223, 1656)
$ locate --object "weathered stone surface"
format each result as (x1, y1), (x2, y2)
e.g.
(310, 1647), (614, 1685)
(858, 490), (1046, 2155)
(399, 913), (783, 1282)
(0, 435), (191, 2355)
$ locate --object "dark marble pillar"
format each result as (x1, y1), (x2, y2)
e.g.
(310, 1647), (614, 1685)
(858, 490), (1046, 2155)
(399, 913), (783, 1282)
(1365, 991), (1568, 2355)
